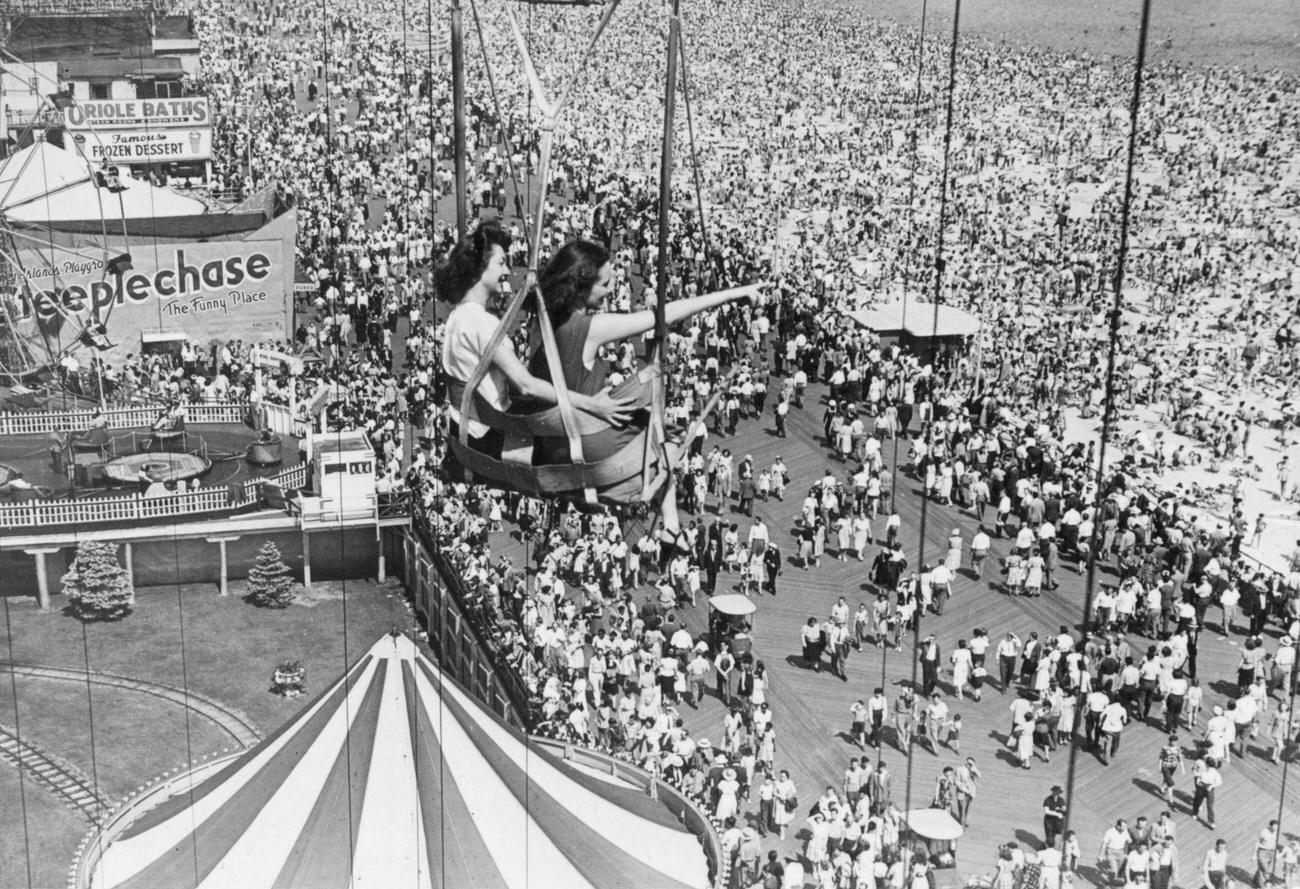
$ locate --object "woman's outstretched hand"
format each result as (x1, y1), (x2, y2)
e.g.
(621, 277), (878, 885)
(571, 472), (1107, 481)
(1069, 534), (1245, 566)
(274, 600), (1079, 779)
(725, 282), (770, 302)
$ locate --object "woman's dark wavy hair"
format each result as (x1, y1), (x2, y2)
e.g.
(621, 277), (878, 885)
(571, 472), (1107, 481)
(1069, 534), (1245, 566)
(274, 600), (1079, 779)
(433, 220), (512, 304)
(536, 239), (611, 327)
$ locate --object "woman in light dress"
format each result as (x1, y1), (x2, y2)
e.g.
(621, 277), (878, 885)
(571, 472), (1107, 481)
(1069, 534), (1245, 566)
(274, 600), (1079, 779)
(751, 662), (768, 708)
(853, 514), (873, 560)
(1025, 552), (1045, 597)
(951, 639), (974, 700)
(715, 767), (740, 822)
(1005, 552), (1026, 596)
(837, 516), (854, 560)
(773, 770), (798, 839)
(993, 848), (1020, 889)
(944, 529), (963, 573)
(1014, 715), (1036, 769)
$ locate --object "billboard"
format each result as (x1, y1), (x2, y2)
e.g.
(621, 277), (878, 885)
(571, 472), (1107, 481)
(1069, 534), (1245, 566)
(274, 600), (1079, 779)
(68, 128), (213, 163)
(63, 97), (213, 164)
(11, 240), (291, 360)
(63, 98), (211, 130)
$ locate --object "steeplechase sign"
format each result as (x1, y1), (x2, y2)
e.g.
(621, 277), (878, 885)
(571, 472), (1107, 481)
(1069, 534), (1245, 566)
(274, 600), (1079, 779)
(12, 239), (291, 356)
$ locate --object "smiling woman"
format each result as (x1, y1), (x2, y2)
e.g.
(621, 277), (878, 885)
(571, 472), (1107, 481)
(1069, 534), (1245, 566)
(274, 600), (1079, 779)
(436, 220), (635, 455)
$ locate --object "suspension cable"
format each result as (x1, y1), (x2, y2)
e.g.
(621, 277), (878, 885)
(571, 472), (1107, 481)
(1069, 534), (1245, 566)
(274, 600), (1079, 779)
(467, 0), (535, 244)
(318, 0), (359, 867)
(3, 598), (34, 889)
(676, 29), (712, 268)
(902, 0), (961, 829)
(1060, 0), (1154, 847)
(886, 0), (930, 514)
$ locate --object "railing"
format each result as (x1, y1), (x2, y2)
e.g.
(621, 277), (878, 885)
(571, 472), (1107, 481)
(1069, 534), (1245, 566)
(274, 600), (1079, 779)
(0, 403), (249, 436)
(5, 0), (171, 13)
(377, 491), (413, 520)
(529, 737), (727, 889)
(0, 462), (307, 530)
(70, 752), (240, 889)
(396, 521), (726, 888)
(400, 522), (531, 728)
(260, 402), (296, 436)
(4, 109), (64, 129)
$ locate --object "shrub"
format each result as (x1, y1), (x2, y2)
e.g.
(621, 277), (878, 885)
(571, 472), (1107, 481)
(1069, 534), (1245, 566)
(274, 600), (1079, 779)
(61, 541), (133, 621)
(245, 541), (296, 608)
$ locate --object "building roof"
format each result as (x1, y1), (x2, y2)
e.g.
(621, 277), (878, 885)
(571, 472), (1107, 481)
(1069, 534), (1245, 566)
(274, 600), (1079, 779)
(847, 301), (981, 338)
(87, 634), (708, 889)
(314, 430), (376, 457)
(8, 15), (151, 61)
(7, 14), (195, 63)
(59, 55), (184, 81)
(153, 15), (197, 41)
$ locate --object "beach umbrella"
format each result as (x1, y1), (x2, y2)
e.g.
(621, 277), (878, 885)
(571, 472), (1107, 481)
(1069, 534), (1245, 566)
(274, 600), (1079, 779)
(904, 809), (965, 841)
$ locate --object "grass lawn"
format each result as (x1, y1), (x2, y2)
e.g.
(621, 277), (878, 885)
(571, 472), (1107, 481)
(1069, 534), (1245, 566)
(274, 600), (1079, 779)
(0, 767), (86, 889)
(0, 578), (417, 884)
(0, 681), (233, 801)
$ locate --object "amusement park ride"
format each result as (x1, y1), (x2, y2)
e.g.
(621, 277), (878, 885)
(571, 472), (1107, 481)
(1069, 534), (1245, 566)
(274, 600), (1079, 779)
(0, 0), (166, 391)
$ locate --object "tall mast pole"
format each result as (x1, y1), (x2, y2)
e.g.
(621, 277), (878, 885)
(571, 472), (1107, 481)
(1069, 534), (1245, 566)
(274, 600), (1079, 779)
(450, 0), (468, 236)
(653, 0), (680, 354)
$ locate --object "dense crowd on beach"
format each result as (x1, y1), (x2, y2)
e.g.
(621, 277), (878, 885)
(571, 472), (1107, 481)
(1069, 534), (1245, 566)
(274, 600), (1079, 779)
(36, 0), (1300, 883)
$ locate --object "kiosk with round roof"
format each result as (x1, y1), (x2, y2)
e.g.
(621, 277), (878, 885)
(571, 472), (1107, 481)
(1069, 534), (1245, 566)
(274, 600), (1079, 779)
(708, 594), (757, 656)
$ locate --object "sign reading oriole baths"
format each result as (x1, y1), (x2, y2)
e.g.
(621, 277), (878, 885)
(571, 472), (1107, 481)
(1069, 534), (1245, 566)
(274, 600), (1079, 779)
(63, 98), (211, 130)
(12, 241), (291, 356)
(63, 97), (214, 162)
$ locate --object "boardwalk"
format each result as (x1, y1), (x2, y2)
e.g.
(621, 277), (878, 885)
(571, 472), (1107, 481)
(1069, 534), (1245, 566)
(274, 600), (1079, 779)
(488, 373), (1298, 887)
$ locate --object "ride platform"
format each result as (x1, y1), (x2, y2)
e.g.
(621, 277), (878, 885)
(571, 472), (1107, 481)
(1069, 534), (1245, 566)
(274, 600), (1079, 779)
(0, 422), (303, 501)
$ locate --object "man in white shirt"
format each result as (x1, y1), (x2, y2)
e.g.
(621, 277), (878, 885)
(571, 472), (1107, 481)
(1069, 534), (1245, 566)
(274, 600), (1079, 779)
(997, 633), (1022, 692)
(971, 527), (991, 578)
(1099, 820), (1131, 879)
(1191, 758), (1222, 828)
(1086, 689), (1111, 748)
(929, 564), (952, 615)
(1100, 698), (1129, 765)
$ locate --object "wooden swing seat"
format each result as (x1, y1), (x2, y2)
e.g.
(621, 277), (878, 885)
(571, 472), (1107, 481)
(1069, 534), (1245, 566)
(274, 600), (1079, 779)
(446, 364), (673, 504)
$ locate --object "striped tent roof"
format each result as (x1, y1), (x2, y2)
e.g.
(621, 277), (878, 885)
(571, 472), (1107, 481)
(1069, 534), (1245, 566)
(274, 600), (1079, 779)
(90, 634), (709, 889)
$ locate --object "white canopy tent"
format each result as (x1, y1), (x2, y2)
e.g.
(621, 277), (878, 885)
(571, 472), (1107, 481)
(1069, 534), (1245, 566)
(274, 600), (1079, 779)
(0, 142), (207, 225)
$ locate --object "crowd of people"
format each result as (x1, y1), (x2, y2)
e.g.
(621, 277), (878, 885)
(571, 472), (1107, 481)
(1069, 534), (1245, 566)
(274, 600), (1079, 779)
(31, 0), (1296, 883)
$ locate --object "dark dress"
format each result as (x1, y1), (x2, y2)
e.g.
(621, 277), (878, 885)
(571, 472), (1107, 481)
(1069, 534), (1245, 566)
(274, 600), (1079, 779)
(526, 311), (648, 466)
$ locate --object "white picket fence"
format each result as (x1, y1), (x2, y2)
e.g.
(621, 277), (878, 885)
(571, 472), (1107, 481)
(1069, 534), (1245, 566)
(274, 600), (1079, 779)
(0, 464), (308, 529)
(0, 403), (250, 436)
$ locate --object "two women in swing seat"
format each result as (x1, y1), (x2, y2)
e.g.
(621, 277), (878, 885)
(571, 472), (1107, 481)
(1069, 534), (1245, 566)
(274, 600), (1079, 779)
(436, 219), (761, 547)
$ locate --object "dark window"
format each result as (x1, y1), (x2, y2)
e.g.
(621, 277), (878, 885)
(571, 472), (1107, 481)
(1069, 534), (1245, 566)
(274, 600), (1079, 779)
(138, 80), (184, 99)
(89, 83), (110, 100)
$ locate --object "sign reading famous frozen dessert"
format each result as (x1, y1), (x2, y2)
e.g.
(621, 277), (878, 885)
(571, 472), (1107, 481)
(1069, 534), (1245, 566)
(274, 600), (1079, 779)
(63, 97), (214, 163)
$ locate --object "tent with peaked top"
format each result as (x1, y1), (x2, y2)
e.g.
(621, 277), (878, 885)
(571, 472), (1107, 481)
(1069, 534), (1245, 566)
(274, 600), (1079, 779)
(86, 633), (711, 889)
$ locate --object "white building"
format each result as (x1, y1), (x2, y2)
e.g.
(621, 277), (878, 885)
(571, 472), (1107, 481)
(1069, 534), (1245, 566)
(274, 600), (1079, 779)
(0, 60), (61, 143)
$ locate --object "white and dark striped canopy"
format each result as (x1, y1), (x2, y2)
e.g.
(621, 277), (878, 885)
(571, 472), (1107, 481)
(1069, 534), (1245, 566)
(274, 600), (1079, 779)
(91, 633), (708, 889)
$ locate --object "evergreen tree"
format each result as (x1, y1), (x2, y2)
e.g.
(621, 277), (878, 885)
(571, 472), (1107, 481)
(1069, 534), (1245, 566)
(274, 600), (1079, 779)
(61, 541), (133, 621)
(245, 541), (296, 608)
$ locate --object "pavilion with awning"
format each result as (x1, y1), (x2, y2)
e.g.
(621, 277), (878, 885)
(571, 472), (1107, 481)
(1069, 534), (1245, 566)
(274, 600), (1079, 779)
(82, 633), (713, 889)
(846, 300), (980, 359)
